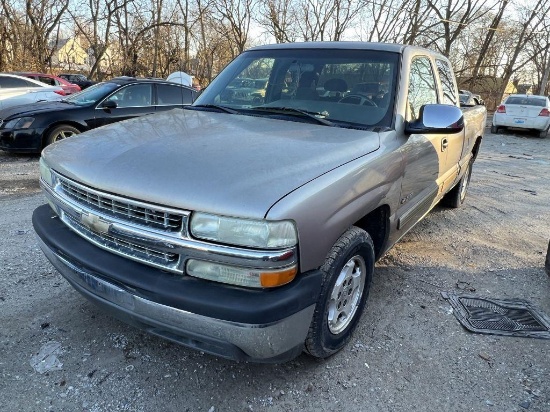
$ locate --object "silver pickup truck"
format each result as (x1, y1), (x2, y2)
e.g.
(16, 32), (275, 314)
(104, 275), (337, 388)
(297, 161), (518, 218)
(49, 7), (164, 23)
(33, 42), (486, 362)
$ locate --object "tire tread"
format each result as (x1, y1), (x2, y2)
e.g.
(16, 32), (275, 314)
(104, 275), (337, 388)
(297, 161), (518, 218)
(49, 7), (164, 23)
(304, 227), (374, 358)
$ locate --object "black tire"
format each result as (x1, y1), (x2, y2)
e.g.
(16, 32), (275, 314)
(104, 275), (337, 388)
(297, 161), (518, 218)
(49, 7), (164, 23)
(304, 227), (374, 358)
(45, 125), (80, 146)
(538, 129), (548, 138)
(442, 160), (473, 208)
(490, 125), (498, 134)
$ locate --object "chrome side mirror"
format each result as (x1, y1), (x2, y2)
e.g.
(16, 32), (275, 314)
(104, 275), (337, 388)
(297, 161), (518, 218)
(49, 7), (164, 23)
(406, 104), (464, 134)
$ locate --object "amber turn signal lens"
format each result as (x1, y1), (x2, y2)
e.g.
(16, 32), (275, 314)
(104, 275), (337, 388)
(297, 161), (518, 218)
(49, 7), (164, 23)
(260, 267), (297, 288)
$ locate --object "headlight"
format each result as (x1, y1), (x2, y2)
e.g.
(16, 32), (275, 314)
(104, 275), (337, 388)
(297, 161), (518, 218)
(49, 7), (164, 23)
(3, 117), (35, 129)
(39, 158), (53, 186)
(190, 212), (297, 249)
(186, 259), (297, 288)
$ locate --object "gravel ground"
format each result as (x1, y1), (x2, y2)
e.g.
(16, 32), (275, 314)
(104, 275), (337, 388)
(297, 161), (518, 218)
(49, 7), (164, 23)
(0, 127), (549, 412)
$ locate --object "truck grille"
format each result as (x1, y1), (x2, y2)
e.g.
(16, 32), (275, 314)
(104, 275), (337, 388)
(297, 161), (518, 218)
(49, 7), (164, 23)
(56, 173), (184, 232)
(50, 172), (188, 273)
(65, 214), (179, 268)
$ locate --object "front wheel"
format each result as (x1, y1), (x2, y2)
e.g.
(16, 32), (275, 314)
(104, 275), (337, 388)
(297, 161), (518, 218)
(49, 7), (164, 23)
(304, 227), (374, 358)
(46, 125), (80, 146)
(442, 160), (473, 208)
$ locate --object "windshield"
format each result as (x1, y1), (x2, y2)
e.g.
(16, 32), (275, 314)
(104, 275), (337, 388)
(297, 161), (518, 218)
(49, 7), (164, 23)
(64, 82), (119, 106)
(194, 48), (399, 128)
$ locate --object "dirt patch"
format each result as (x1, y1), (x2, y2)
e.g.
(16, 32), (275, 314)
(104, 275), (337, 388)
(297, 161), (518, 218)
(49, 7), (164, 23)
(0, 152), (41, 198)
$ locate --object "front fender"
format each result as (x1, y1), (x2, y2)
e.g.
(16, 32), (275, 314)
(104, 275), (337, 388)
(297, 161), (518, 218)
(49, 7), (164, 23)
(266, 132), (404, 272)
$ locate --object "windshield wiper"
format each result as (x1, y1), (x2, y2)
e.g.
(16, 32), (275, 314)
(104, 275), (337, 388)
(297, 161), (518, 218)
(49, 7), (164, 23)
(191, 104), (240, 114)
(249, 106), (335, 127)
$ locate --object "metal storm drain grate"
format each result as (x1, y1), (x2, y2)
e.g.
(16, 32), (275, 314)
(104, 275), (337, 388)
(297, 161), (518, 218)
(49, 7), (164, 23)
(441, 292), (550, 339)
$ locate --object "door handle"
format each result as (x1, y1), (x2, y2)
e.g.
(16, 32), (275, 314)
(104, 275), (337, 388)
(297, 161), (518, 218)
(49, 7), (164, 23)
(441, 138), (448, 151)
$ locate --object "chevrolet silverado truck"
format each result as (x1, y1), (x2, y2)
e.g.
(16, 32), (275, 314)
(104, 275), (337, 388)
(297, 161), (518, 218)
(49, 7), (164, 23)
(33, 42), (486, 362)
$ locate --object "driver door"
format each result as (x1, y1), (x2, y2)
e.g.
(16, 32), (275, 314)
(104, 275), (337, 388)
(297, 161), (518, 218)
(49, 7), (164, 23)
(397, 56), (445, 233)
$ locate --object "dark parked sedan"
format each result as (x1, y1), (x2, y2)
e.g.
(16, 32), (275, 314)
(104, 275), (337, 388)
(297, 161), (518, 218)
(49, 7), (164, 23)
(58, 73), (97, 89)
(0, 77), (197, 153)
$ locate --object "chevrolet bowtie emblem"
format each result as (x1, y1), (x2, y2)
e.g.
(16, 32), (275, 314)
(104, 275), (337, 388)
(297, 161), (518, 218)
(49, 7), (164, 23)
(81, 212), (110, 234)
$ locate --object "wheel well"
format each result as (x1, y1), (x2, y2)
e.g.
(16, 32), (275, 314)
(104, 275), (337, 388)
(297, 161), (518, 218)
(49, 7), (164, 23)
(353, 205), (390, 261)
(42, 122), (85, 148)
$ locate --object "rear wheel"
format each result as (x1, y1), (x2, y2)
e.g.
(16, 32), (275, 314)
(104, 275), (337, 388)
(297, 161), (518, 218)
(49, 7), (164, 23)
(45, 125), (80, 146)
(490, 125), (498, 134)
(538, 129), (548, 138)
(442, 160), (473, 208)
(304, 227), (374, 358)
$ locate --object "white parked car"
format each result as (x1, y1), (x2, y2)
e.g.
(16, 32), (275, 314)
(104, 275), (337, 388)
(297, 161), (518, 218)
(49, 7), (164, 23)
(0, 73), (64, 109)
(491, 94), (550, 138)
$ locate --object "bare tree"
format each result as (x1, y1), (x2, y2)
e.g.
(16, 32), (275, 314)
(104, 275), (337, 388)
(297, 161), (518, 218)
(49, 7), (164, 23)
(466, 0), (509, 89)
(1, 0), (67, 71)
(25, 0), (69, 71)
(257, 0), (298, 43)
(332, 0), (363, 40)
(112, 0), (183, 76)
(299, 0), (362, 41)
(69, 0), (127, 80)
(175, 0), (196, 71)
(425, 0), (490, 56)
(0, 8), (16, 71)
(299, 0), (334, 41)
(213, 0), (256, 56)
(525, 16), (550, 95)
(496, 0), (549, 103)
(362, 0), (407, 42)
(402, 0), (435, 45)
(360, 0), (433, 44)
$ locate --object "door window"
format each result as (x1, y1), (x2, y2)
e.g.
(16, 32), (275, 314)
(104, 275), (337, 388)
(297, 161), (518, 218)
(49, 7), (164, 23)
(38, 76), (56, 86)
(157, 84), (184, 105)
(182, 88), (195, 104)
(0, 76), (36, 88)
(109, 84), (153, 107)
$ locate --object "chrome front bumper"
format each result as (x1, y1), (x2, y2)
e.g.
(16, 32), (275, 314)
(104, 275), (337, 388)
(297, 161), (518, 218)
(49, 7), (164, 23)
(37, 236), (315, 362)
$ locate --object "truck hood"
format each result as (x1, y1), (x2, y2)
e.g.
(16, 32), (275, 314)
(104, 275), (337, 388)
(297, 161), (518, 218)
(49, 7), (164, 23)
(43, 109), (380, 218)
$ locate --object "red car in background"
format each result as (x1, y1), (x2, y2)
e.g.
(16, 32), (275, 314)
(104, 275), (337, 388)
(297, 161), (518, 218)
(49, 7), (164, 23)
(12, 72), (81, 95)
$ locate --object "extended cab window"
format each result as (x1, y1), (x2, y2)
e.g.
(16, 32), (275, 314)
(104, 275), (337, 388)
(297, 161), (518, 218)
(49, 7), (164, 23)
(408, 57), (438, 120)
(436, 59), (458, 106)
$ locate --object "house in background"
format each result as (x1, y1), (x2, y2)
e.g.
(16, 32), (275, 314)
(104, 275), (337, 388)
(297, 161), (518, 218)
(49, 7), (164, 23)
(50, 38), (89, 71)
(87, 43), (122, 78)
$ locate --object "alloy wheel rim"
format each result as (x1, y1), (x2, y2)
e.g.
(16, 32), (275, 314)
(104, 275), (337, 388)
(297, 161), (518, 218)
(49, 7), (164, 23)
(53, 130), (77, 142)
(327, 254), (366, 335)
